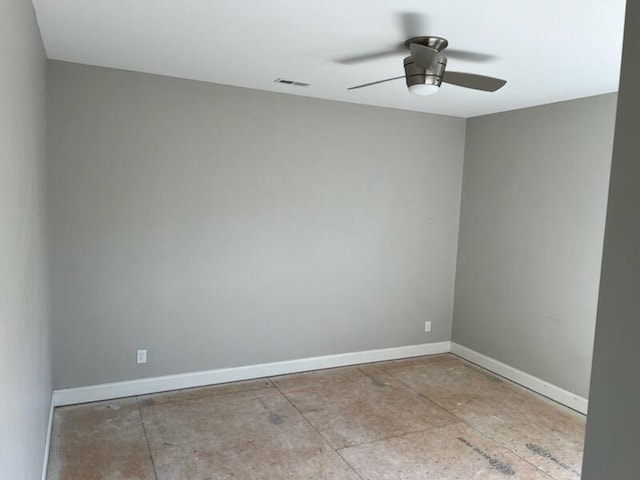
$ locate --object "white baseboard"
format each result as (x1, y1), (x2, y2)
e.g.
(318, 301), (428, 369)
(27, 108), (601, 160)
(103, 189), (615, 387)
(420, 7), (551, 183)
(41, 392), (54, 480)
(51, 341), (588, 415)
(450, 343), (588, 415)
(53, 341), (451, 406)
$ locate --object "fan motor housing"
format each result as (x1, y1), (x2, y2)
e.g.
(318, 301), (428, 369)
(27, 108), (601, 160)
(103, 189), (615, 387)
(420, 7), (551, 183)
(403, 55), (447, 89)
(404, 36), (449, 52)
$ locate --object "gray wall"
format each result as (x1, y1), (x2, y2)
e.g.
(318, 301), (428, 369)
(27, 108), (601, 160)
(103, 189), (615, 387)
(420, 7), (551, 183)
(582, 0), (640, 476)
(47, 61), (465, 389)
(0, 0), (52, 478)
(453, 94), (616, 397)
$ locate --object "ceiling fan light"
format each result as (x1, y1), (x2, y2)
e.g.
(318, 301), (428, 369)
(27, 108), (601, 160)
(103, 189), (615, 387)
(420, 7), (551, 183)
(408, 83), (440, 96)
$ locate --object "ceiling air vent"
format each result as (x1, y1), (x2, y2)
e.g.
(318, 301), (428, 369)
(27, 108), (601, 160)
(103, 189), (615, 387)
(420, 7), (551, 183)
(274, 78), (310, 87)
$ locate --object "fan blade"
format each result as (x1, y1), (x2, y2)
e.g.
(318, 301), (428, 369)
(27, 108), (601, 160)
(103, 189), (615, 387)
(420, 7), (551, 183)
(399, 12), (426, 38)
(442, 71), (506, 91)
(445, 49), (498, 63)
(347, 76), (406, 90)
(409, 43), (439, 68)
(335, 45), (405, 64)
(335, 11), (426, 65)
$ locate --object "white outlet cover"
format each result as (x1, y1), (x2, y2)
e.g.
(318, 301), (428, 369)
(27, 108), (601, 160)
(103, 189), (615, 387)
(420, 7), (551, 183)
(425, 321), (432, 333)
(136, 349), (147, 364)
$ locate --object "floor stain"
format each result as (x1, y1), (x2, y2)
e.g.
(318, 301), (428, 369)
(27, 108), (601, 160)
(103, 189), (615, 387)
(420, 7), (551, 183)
(257, 397), (284, 426)
(137, 397), (154, 408)
(369, 377), (390, 389)
(268, 412), (283, 425)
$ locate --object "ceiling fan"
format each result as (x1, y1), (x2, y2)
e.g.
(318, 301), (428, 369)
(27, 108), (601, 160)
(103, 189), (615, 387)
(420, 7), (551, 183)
(342, 14), (506, 96)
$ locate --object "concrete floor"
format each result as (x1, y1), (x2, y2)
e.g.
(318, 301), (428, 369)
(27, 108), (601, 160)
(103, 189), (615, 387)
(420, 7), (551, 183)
(47, 354), (586, 479)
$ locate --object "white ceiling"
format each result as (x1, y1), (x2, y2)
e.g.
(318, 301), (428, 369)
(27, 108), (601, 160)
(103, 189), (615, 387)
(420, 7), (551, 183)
(33, 0), (626, 118)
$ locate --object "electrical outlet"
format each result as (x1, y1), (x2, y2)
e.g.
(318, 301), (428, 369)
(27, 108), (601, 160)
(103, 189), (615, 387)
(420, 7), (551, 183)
(425, 321), (432, 333)
(136, 349), (147, 364)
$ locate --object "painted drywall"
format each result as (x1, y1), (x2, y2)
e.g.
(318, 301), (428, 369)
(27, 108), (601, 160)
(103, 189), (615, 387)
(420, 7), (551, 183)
(47, 61), (465, 388)
(0, 0), (52, 478)
(582, 1), (640, 476)
(452, 94), (616, 398)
